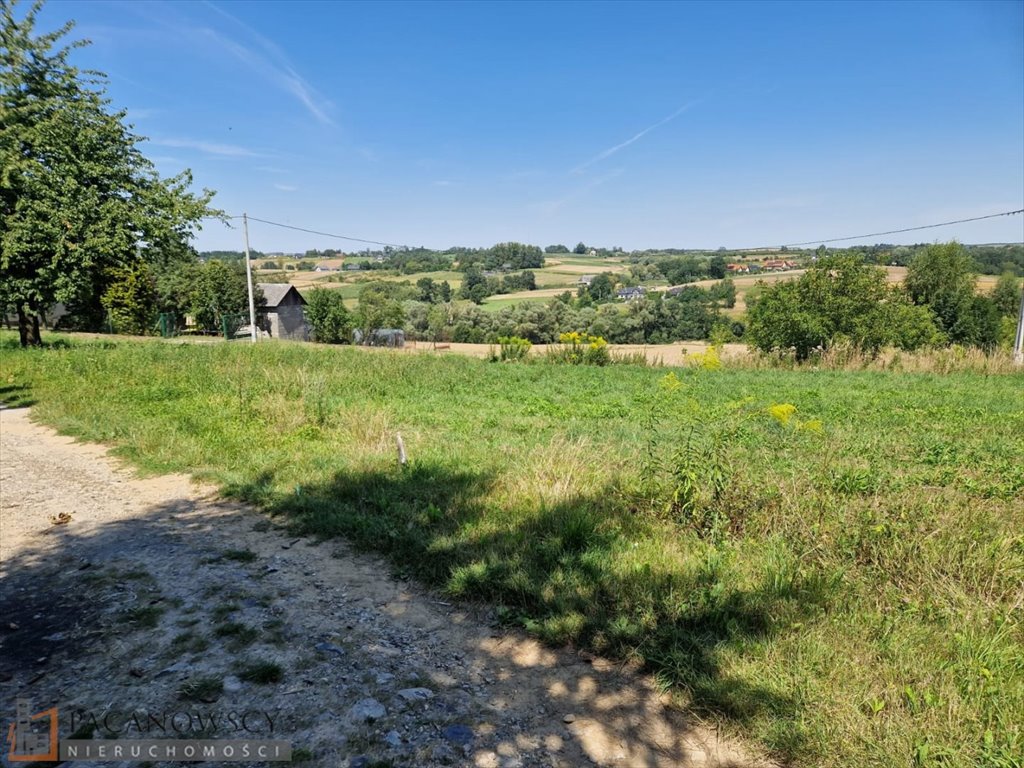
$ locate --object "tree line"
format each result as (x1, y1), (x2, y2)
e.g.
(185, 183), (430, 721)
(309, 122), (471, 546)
(746, 242), (1021, 359)
(303, 279), (738, 346)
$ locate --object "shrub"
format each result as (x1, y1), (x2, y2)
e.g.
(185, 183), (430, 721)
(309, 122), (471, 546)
(548, 332), (610, 366)
(497, 336), (532, 361)
(688, 345), (722, 371)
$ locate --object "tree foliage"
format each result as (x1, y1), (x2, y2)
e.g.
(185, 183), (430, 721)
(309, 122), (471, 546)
(99, 261), (158, 335)
(903, 241), (1005, 347)
(904, 242), (977, 341)
(0, 0), (219, 345)
(154, 258), (259, 331)
(304, 287), (352, 344)
(992, 272), (1022, 318)
(356, 284), (405, 339)
(746, 256), (941, 359)
(584, 273), (615, 301)
(460, 242), (544, 271)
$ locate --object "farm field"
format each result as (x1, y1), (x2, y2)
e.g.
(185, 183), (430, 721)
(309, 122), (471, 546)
(255, 254), (633, 309)
(2, 334), (1021, 767)
(262, 259), (1005, 321)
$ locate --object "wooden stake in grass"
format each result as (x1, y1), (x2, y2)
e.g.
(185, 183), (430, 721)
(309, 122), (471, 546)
(396, 432), (407, 466)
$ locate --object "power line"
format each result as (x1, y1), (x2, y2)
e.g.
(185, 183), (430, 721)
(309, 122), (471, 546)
(207, 207), (1023, 253)
(776, 209), (1023, 249)
(242, 215), (407, 249)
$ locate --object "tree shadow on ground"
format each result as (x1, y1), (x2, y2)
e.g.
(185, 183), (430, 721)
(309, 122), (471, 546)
(0, 477), (781, 768)
(0, 384), (37, 409)
(227, 460), (830, 763)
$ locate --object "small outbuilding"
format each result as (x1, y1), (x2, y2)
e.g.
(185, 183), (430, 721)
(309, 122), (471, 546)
(257, 284), (309, 341)
(353, 328), (405, 347)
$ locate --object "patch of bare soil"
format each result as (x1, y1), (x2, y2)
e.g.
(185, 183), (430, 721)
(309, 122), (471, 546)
(0, 407), (772, 767)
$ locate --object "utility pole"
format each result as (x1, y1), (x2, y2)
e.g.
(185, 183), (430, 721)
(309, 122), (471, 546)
(1014, 279), (1024, 365)
(242, 213), (258, 343)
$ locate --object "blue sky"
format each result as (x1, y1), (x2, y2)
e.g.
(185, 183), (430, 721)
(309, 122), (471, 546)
(37, 0), (1024, 252)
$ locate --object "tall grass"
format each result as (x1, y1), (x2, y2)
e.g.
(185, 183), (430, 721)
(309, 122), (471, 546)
(2, 332), (1022, 767)
(736, 343), (1022, 375)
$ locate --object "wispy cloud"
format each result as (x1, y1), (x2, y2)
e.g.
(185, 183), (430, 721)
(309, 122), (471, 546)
(122, 1), (335, 126)
(256, 165), (288, 174)
(150, 137), (263, 157)
(572, 102), (698, 175)
(201, 2), (334, 125)
(274, 183), (298, 192)
(536, 168), (625, 215)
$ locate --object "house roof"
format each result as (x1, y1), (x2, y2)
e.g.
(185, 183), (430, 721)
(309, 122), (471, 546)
(257, 283), (306, 308)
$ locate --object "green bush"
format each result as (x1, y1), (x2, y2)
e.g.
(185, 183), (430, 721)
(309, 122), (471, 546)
(497, 336), (531, 361)
(548, 332), (610, 366)
(305, 288), (352, 344)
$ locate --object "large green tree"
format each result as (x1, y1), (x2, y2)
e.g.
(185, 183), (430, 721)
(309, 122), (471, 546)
(487, 241), (544, 270)
(153, 257), (262, 332)
(903, 241), (978, 343)
(746, 255), (941, 359)
(356, 284), (405, 341)
(305, 287), (352, 344)
(1, 0), (219, 345)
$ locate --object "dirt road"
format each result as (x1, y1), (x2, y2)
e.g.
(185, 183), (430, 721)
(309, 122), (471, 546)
(0, 407), (770, 767)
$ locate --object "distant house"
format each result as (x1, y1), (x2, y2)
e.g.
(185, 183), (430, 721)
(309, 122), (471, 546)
(314, 265), (338, 273)
(344, 263), (362, 271)
(726, 263), (749, 273)
(762, 260), (796, 271)
(616, 286), (646, 301)
(577, 275), (596, 286)
(257, 283), (309, 341)
(746, 263), (761, 273)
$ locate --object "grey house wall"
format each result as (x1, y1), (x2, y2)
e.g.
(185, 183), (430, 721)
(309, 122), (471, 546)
(263, 304), (309, 341)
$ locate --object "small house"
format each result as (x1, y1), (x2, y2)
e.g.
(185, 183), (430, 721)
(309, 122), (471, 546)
(577, 275), (596, 286)
(762, 260), (796, 271)
(257, 284), (309, 341)
(616, 286), (647, 301)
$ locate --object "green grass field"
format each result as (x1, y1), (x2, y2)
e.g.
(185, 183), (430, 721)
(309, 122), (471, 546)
(478, 295), (554, 312)
(2, 333), (1021, 767)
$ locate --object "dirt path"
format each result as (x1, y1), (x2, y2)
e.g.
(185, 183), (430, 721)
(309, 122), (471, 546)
(0, 407), (770, 768)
